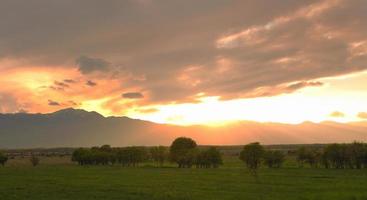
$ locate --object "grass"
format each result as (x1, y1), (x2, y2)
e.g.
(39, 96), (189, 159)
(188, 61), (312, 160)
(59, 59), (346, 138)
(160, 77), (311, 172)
(0, 156), (367, 200)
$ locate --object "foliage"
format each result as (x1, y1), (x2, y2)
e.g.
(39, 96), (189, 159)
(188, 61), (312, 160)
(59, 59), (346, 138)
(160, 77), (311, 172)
(296, 147), (321, 168)
(195, 147), (223, 168)
(150, 146), (168, 167)
(322, 142), (367, 169)
(263, 150), (285, 168)
(72, 146), (148, 166)
(239, 142), (264, 174)
(169, 137), (197, 168)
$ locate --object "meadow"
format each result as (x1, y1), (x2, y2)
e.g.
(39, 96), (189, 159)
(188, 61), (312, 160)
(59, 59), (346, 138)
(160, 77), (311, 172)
(1, 155), (367, 200)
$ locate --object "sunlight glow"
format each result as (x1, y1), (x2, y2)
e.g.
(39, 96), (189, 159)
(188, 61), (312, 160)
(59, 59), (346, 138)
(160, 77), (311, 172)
(127, 71), (367, 126)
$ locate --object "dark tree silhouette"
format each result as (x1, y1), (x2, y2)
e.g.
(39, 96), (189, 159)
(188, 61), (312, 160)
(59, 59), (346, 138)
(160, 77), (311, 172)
(150, 146), (168, 167)
(239, 142), (264, 175)
(170, 137), (197, 168)
(263, 150), (285, 168)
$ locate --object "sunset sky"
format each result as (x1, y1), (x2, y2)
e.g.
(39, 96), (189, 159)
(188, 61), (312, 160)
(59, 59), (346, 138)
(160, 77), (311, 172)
(1, 0), (367, 126)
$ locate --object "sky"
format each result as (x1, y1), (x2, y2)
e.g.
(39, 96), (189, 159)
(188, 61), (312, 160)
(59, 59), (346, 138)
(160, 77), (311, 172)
(1, 0), (367, 126)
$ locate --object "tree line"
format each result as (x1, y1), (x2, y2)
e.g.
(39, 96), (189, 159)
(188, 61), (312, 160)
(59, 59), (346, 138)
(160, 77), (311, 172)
(71, 137), (223, 168)
(2, 138), (367, 170)
(238, 142), (367, 173)
(296, 142), (367, 169)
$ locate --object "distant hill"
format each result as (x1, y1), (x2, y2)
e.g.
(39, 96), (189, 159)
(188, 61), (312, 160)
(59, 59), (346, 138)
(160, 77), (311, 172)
(1, 108), (367, 148)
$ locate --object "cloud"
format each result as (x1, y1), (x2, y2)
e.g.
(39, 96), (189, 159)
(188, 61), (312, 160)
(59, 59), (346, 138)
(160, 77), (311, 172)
(330, 111), (345, 118)
(230, 81), (324, 99)
(86, 80), (97, 87)
(76, 56), (110, 74)
(68, 100), (79, 106)
(122, 92), (144, 99)
(286, 81), (323, 91)
(48, 100), (60, 106)
(1, 0), (367, 110)
(357, 112), (367, 119)
(64, 79), (76, 83)
(54, 81), (69, 88)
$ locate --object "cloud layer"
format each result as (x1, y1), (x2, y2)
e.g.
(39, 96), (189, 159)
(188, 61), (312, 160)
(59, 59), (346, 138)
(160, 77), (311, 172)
(0, 0), (367, 115)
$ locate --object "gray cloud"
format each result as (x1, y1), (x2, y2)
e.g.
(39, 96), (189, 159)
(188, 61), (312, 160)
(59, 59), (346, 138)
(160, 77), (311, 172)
(76, 56), (111, 74)
(122, 92), (144, 99)
(1, 0), (367, 105)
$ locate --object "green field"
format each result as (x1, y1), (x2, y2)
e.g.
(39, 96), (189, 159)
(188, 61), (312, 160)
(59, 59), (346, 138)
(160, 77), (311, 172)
(1, 156), (367, 200)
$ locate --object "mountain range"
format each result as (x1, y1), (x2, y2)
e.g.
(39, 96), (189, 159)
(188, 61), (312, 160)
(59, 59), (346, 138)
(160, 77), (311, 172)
(1, 108), (367, 148)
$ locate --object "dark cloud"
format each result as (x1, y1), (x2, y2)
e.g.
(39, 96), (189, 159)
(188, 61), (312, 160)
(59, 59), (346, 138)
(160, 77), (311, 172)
(122, 92), (144, 99)
(86, 80), (97, 87)
(330, 111), (345, 118)
(48, 100), (60, 106)
(76, 56), (110, 74)
(357, 112), (367, 119)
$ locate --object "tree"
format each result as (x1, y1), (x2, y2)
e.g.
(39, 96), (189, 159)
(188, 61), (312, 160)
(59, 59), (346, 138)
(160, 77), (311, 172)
(239, 142), (264, 174)
(296, 147), (320, 168)
(322, 142), (367, 169)
(170, 137), (197, 168)
(0, 152), (8, 166)
(100, 144), (112, 152)
(115, 146), (148, 167)
(150, 146), (168, 167)
(30, 155), (40, 166)
(195, 147), (223, 168)
(263, 150), (285, 168)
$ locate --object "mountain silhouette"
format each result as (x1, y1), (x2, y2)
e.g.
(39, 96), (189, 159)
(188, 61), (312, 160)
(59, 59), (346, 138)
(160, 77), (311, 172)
(1, 108), (367, 148)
